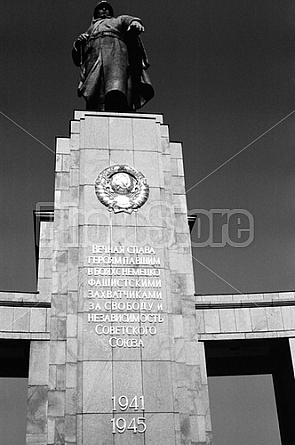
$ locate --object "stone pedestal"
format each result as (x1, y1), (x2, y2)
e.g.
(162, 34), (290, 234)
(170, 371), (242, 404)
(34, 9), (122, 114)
(32, 111), (210, 445)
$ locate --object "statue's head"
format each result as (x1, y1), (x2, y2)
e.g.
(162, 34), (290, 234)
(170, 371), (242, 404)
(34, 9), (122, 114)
(93, 1), (114, 19)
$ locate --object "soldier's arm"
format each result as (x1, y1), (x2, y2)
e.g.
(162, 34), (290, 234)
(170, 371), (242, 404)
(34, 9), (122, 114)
(72, 33), (90, 67)
(120, 15), (144, 34)
(127, 20), (144, 33)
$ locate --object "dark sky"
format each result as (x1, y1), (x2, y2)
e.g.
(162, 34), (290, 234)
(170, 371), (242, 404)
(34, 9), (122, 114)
(1, 1), (294, 443)
(0, 378), (28, 445)
(209, 375), (281, 445)
(2, 1), (295, 295)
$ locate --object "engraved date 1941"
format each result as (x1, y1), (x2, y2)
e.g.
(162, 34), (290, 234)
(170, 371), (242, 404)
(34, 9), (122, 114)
(111, 395), (146, 434)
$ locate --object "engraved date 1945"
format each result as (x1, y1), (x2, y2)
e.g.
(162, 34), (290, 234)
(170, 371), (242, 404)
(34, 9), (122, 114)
(111, 395), (146, 434)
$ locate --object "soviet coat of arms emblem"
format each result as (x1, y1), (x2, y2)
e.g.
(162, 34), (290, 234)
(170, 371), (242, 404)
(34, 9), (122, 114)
(95, 165), (149, 214)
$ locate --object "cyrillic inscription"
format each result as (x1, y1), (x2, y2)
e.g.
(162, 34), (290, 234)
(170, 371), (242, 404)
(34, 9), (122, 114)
(86, 244), (165, 347)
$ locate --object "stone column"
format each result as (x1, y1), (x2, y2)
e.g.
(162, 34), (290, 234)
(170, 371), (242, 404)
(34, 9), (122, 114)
(46, 111), (211, 445)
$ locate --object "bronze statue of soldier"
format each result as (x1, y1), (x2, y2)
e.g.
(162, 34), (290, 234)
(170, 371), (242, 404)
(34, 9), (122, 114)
(72, 1), (154, 112)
